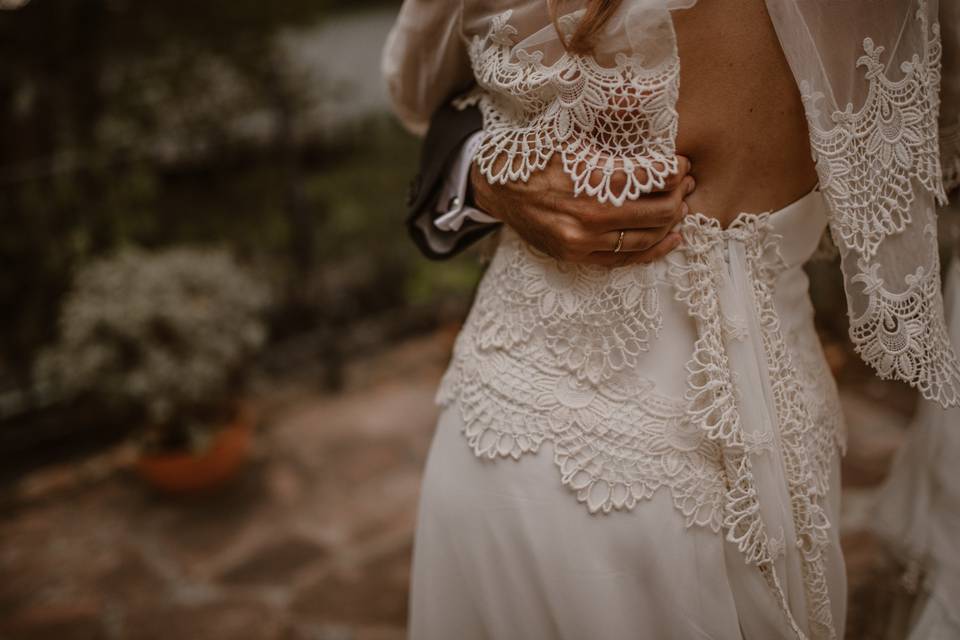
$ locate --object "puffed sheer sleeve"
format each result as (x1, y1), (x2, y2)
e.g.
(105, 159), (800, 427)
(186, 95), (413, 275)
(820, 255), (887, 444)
(381, 0), (473, 136)
(766, 0), (960, 407)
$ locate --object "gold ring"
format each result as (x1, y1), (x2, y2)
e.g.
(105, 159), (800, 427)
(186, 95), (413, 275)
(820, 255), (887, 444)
(614, 230), (625, 253)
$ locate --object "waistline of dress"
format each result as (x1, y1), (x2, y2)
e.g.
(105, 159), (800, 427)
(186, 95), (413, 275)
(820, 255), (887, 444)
(763, 187), (828, 268)
(677, 187), (828, 270)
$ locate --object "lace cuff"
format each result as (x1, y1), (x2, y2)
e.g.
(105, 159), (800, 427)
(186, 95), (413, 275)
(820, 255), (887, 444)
(795, 2), (960, 407)
(844, 221), (960, 406)
(457, 9), (681, 208)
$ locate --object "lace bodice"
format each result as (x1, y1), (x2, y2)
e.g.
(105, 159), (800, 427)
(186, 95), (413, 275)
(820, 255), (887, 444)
(384, 0), (960, 408)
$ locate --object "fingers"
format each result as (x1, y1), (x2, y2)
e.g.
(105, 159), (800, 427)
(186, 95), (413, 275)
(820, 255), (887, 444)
(584, 232), (683, 267)
(541, 170), (695, 258)
(578, 194), (676, 232)
(651, 173), (695, 229)
(625, 232), (683, 264)
(486, 154), (695, 237)
(594, 227), (668, 254)
(585, 190), (690, 233)
(584, 155), (692, 198)
(471, 152), (694, 267)
(655, 156), (693, 191)
(671, 175), (696, 217)
(577, 172), (695, 234)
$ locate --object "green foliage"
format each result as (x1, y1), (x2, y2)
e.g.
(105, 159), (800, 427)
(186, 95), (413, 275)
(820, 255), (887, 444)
(0, 0), (327, 377)
(309, 116), (485, 323)
(0, 0), (482, 396)
(35, 247), (271, 449)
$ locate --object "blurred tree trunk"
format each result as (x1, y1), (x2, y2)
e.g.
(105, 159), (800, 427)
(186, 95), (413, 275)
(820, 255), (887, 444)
(269, 69), (315, 280)
(262, 64), (344, 390)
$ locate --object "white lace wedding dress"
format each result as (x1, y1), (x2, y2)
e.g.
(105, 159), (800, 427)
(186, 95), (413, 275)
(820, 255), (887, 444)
(421, 190), (846, 640)
(382, 2), (960, 639)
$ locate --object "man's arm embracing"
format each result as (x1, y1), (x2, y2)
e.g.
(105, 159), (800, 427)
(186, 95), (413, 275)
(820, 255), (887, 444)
(405, 101), (498, 260)
(407, 101), (696, 265)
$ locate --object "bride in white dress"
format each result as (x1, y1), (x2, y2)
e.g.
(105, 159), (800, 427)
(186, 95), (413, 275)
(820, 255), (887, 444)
(382, 1), (960, 639)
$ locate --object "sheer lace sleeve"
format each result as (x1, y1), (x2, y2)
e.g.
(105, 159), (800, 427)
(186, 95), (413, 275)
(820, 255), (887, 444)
(767, 0), (960, 407)
(942, 0), (960, 191)
(450, 0), (694, 206)
(382, 0), (473, 135)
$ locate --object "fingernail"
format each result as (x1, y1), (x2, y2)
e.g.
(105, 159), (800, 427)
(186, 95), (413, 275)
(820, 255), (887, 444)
(681, 202), (690, 216)
(686, 177), (696, 194)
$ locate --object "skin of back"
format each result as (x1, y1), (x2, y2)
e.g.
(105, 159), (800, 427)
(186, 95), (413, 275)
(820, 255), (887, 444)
(672, 0), (818, 226)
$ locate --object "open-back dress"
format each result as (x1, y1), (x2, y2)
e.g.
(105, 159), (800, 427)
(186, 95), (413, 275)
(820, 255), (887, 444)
(382, 2), (960, 638)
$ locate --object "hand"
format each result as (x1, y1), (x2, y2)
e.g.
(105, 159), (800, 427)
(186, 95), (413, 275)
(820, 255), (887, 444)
(469, 155), (695, 267)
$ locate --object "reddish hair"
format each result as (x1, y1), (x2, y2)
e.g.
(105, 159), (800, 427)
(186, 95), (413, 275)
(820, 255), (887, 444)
(548, 0), (623, 54)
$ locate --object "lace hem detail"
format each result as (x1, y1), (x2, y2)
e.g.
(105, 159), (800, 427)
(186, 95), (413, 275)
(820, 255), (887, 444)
(801, 1), (960, 409)
(463, 228), (663, 385)
(438, 347), (728, 524)
(848, 223), (960, 407)
(670, 214), (836, 640)
(789, 322), (848, 462)
(458, 10), (680, 207)
(436, 227), (726, 523)
(745, 221), (836, 640)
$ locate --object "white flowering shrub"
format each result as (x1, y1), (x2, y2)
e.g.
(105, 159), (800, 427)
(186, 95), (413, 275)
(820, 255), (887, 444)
(35, 247), (271, 446)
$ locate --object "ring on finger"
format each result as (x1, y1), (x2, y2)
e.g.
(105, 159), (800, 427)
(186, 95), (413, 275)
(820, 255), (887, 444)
(613, 230), (625, 253)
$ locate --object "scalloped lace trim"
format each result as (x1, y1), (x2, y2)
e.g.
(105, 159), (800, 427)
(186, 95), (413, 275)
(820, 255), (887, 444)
(800, 2), (960, 408)
(437, 214), (843, 639)
(456, 10), (679, 207)
(849, 222), (960, 406)
(790, 322), (847, 461)
(800, 9), (945, 260)
(435, 228), (726, 523)
(669, 213), (835, 640)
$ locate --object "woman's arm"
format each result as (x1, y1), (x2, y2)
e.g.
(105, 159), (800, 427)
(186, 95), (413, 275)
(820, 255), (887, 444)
(381, 0), (473, 136)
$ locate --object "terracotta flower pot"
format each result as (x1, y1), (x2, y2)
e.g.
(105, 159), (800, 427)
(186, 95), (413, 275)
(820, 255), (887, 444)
(135, 407), (254, 494)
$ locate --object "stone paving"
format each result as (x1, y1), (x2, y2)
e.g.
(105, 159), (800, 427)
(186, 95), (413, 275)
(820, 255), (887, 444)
(0, 329), (922, 640)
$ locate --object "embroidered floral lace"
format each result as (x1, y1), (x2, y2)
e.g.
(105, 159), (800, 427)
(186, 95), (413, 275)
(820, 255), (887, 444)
(792, 5), (960, 407)
(383, 1), (960, 638)
(455, 10), (680, 207)
(436, 208), (843, 638)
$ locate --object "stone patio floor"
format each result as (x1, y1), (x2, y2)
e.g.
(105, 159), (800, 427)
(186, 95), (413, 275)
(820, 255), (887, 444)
(0, 329), (922, 640)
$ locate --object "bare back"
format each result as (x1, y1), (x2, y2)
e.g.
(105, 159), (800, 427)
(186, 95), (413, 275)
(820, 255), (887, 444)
(673, 0), (818, 226)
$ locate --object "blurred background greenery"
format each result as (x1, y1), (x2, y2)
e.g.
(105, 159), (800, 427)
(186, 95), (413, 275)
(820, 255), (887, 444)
(0, 0), (485, 478)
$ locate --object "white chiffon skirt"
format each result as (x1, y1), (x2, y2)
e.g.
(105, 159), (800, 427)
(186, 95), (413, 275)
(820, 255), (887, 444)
(409, 191), (848, 639)
(410, 405), (844, 640)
